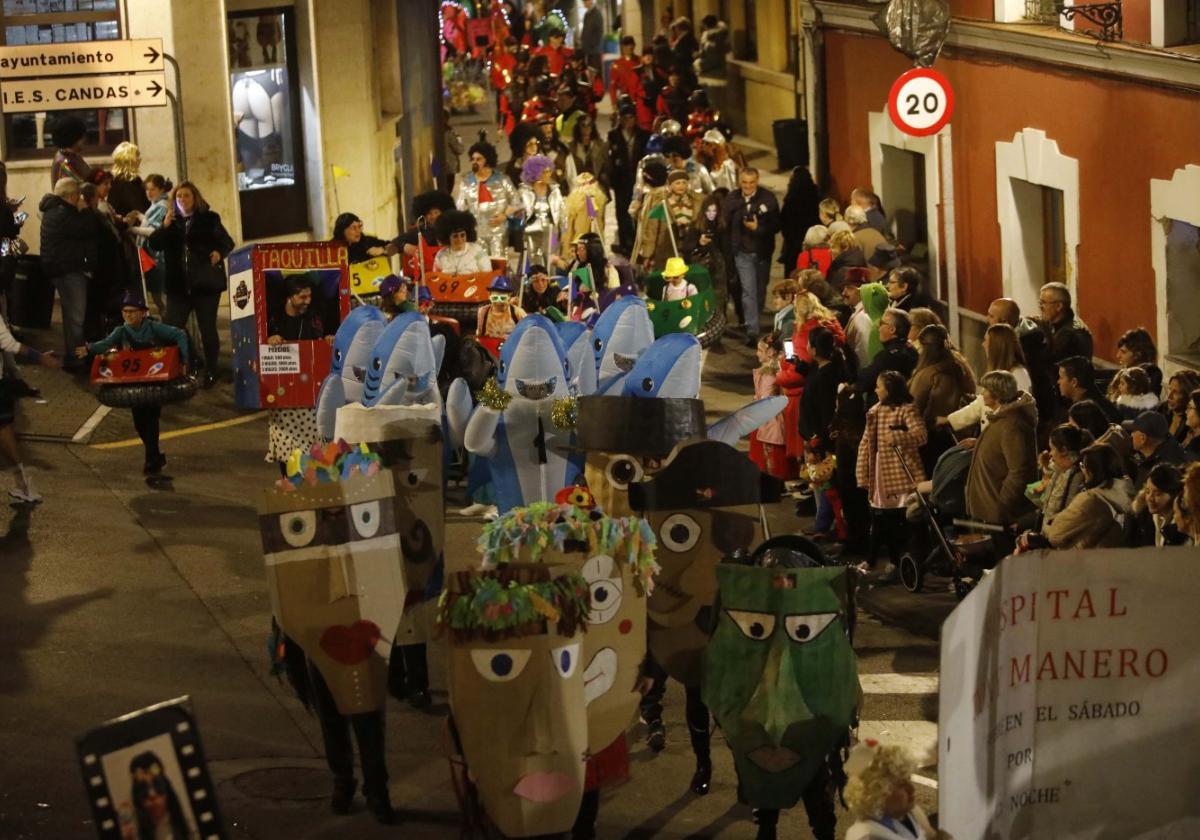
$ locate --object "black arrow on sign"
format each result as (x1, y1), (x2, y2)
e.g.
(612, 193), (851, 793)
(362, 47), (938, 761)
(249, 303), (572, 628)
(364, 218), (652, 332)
(144, 45), (160, 64)
(146, 80), (163, 97)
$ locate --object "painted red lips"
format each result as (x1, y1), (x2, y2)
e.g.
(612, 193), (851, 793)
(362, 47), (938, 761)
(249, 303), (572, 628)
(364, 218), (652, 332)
(319, 621), (382, 665)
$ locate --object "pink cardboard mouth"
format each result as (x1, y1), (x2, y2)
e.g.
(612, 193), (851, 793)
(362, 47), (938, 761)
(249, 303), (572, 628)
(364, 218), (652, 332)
(748, 746), (802, 772)
(513, 771), (576, 803)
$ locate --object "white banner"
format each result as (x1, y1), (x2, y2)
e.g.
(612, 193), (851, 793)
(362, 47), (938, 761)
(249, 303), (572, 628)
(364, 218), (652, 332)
(939, 548), (1200, 839)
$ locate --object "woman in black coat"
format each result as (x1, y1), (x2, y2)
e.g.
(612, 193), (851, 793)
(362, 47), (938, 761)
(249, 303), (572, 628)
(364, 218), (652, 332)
(779, 166), (822, 272)
(799, 326), (848, 445)
(147, 181), (234, 387)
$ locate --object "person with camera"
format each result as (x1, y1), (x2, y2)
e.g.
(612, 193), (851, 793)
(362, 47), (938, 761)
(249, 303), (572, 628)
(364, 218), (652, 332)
(720, 168), (779, 345)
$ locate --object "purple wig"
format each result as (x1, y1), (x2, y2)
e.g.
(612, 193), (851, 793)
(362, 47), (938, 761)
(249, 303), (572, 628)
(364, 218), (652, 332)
(521, 154), (555, 186)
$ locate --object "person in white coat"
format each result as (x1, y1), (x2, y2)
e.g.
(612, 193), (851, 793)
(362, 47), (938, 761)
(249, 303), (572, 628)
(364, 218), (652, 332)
(844, 742), (953, 840)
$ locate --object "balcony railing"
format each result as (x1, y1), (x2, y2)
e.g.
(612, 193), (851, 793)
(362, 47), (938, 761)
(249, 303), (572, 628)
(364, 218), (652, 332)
(1024, 0), (1123, 42)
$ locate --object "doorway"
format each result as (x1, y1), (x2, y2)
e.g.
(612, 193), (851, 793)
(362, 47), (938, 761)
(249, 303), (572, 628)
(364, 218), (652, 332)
(880, 145), (928, 258)
(1165, 218), (1200, 364)
(1008, 178), (1066, 311)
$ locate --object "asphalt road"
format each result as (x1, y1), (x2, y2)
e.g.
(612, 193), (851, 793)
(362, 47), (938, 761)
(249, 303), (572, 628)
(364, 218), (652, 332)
(0, 329), (955, 838)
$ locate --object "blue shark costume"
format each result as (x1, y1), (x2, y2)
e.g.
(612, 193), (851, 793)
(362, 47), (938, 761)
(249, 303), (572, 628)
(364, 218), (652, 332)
(590, 296), (655, 396)
(554, 320), (597, 396)
(447, 314), (582, 513)
(359, 312), (445, 410)
(314, 305), (388, 440)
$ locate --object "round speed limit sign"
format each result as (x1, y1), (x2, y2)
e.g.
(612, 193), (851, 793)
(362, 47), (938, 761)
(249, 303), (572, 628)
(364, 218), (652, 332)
(887, 68), (954, 137)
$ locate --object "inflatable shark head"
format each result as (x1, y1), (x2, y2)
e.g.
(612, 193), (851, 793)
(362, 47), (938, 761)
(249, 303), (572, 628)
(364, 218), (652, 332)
(362, 312), (439, 407)
(621, 333), (702, 400)
(331, 305), (388, 403)
(555, 320), (593, 393)
(590, 296), (654, 393)
(497, 314), (570, 402)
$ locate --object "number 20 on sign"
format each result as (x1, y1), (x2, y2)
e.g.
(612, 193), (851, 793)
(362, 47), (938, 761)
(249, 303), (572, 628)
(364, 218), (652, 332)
(888, 67), (954, 137)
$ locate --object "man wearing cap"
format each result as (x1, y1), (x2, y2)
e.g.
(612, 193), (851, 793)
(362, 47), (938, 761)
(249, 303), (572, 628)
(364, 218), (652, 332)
(76, 292), (188, 476)
(1125, 410), (1191, 489)
(476, 276), (526, 338)
(607, 100), (650, 254)
(663, 136), (715, 195)
(661, 257), (698, 301)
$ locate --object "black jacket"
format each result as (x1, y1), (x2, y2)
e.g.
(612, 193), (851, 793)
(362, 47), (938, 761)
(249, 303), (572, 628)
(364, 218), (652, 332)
(857, 337), (918, 409)
(1133, 435), (1192, 490)
(39, 193), (99, 277)
(608, 126), (650, 191)
(148, 209), (235, 297)
(1044, 309), (1093, 365)
(721, 188), (780, 260)
(800, 358), (846, 444)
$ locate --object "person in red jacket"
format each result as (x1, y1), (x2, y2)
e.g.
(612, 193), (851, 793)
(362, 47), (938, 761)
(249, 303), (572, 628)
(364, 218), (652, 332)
(533, 29), (572, 76)
(777, 292), (847, 478)
(795, 224), (833, 275)
(609, 36), (643, 106)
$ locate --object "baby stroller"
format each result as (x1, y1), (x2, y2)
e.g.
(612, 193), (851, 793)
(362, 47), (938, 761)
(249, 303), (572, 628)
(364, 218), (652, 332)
(893, 444), (1012, 601)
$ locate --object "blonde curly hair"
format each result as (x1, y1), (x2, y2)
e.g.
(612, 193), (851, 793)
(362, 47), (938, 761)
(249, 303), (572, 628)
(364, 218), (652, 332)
(111, 141), (141, 179)
(844, 744), (917, 821)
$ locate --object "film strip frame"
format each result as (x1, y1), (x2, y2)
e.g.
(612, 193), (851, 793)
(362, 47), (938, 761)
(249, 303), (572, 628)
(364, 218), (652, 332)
(76, 696), (226, 840)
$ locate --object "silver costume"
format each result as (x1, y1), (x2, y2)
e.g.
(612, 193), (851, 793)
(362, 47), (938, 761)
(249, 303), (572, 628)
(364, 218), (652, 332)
(709, 158), (739, 192)
(455, 171), (518, 260)
(519, 183), (566, 271)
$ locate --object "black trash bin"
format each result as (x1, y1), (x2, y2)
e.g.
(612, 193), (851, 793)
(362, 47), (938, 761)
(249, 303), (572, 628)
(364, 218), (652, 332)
(772, 118), (809, 171)
(7, 254), (55, 329)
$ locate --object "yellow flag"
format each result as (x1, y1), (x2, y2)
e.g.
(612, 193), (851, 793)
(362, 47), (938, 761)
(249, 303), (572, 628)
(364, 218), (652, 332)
(331, 165), (350, 179)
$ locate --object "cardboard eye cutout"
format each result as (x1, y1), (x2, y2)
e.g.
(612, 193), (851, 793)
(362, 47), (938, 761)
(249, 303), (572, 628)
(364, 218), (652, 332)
(575, 395), (706, 518)
(703, 563), (860, 811)
(627, 439), (783, 688)
(477, 502), (658, 756)
(259, 471), (406, 715)
(440, 566), (591, 838)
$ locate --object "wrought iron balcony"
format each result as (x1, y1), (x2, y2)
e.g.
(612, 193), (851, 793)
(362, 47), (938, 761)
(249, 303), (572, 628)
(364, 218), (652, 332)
(1024, 0), (1123, 42)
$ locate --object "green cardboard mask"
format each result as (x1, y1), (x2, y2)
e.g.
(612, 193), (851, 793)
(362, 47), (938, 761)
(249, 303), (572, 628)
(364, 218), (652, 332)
(703, 563), (860, 810)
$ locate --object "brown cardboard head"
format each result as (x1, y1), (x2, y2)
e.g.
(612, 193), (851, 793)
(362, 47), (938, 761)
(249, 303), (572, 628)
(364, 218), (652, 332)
(478, 503), (657, 753)
(576, 396), (706, 518)
(334, 403), (444, 595)
(441, 566), (590, 837)
(628, 440), (782, 687)
(259, 471), (406, 715)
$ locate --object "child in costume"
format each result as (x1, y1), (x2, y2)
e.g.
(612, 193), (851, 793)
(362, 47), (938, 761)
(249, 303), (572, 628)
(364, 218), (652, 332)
(844, 741), (952, 840)
(805, 438), (846, 541)
(661, 256), (698, 301)
(749, 332), (789, 479)
(476, 276), (526, 338)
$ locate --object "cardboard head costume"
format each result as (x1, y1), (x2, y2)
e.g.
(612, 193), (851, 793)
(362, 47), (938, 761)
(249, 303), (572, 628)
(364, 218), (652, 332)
(258, 443), (407, 715)
(440, 565), (591, 838)
(627, 439), (784, 686)
(576, 395), (706, 518)
(478, 495), (659, 754)
(703, 552), (860, 811)
(333, 401), (445, 643)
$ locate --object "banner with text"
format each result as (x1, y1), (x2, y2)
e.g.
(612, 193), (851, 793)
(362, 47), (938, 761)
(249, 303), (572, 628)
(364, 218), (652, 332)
(939, 548), (1200, 838)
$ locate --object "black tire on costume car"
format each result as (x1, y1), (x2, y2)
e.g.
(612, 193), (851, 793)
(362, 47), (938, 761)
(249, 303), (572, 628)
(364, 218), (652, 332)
(96, 378), (198, 408)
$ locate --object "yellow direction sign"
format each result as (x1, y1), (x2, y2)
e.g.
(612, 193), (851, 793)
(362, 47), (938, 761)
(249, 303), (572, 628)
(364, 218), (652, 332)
(0, 72), (167, 113)
(0, 38), (163, 79)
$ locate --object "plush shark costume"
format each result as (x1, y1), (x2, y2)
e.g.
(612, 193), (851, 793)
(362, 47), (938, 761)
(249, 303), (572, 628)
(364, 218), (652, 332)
(448, 314), (583, 513)
(315, 305), (388, 439)
(360, 312), (445, 410)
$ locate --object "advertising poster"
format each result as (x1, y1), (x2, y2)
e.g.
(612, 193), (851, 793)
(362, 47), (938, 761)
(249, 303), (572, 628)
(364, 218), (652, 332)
(939, 548), (1200, 839)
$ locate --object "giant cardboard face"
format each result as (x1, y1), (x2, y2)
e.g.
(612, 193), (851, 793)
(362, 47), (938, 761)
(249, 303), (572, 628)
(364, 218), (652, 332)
(575, 395), (706, 518)
(628, 440), (783, 687)
(258, 470), (407, 715)
(703, 563), (860, 810)
(478, 499), (659, 754)
(441, 567), (591, 838)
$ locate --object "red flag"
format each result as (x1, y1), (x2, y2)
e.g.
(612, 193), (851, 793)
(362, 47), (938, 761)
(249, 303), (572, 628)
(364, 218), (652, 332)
(138, 247), (157, 273)
(478, 181), (493, 203)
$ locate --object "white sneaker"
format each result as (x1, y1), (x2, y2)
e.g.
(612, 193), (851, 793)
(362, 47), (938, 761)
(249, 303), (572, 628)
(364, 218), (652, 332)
(9, 485), (42, 504)
(458, 502), (488, 516)
(482, 506), (500, 521)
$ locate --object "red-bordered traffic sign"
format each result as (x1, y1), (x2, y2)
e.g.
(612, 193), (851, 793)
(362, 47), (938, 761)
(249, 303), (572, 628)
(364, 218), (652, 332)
(887, 68), (955, 137)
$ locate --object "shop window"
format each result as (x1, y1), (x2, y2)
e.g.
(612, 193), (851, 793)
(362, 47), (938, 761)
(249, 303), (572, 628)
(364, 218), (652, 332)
(1, 0), (128, 159)
(228, 7), (309, 240)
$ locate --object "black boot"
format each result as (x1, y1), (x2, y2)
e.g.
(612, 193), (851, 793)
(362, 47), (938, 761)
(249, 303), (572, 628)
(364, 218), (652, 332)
(754, 808), (779, 840)
(689, 726), (712, 796)
(330, 776), (356, 815)
(365, 786), (395, 825)
(645, 717), (666, 752)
